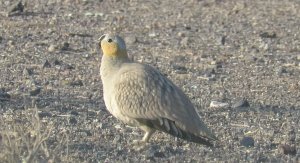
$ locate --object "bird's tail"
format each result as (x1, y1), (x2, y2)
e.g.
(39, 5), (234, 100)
(138, 118), (216, 146)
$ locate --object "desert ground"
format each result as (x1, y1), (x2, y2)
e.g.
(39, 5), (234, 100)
(0, 0), (299, 162)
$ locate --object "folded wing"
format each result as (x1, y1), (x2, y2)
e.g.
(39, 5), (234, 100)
(113, 63), (216, 145)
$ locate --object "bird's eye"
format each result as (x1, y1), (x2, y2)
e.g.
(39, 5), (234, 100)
(108, 39), (113, 43)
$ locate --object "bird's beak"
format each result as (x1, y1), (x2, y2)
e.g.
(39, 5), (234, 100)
(98, 34), (106, 48)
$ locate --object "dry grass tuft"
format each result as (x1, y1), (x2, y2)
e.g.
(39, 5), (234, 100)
(0, 105), (71, 163)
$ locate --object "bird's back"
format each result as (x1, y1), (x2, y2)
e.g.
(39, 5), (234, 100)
(111, 62), (216, 144)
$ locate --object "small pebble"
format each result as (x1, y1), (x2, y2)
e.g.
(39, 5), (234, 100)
(232, 98), (250, 108)
(69, 117), (77, 125)
(279, 144), (296, 155)
(0, 92), (11, 101)
(48, 44), (56, 52)
(172, 65), (188, 74)
(259, 31), (277, 38)
(70, 110), (79, 116)
(85, 130), (92, 136)
(145, 145), (159, 159)
(64, 64), (75, 70)
(149, 32), (157, 37)
(154, 151), (165, 158)
(113, 135), (121, 144)
(125, 36), (137, 44)
(8, 40), (14, 46)
(61, 42), (70, 51)
(185, 26), (191, 30)
(95, 12), (104, 17)
(83, 53), (90, 58)
(177, 32), (185, 37)
(30, 87), (41, 96)
(69, 80), (83, 87)
(85, 12), (94, 17)
(54, 59), (61, 65)
(114, 124), (122, 129)
(7, 0), (24, 16)
(180, 37), (189, 47)
(220, 36), (226, 45)
(276, 67), (287, 76)
(210, 101), (229, 108)
(296, 55), (300, 61)
(240, 136), (255, 147)
(38, 112), (52, 118)
(43, 60), (51, 68)
(23, 68), (34, 76)
(198, 74), (216, 81)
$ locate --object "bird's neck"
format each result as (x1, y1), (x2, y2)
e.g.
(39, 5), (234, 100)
(100, 54), (130, 78)
(101, 53), (130, 66)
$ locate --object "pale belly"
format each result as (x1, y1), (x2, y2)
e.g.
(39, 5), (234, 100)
(103, 88), (138, 127)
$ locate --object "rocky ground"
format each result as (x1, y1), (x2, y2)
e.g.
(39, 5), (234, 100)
(0, 0), (299, 162)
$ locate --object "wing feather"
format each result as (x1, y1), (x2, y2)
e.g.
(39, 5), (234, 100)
(113, 63), (216, 141)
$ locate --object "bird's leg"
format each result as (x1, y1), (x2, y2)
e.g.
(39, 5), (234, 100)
(141, 129), (155, 142)
(132, 126), (155, 149)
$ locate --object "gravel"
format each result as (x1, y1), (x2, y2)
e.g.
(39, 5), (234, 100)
(0, 0), (299, 162)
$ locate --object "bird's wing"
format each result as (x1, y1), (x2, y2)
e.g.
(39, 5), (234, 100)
(113, 63), (216, 142)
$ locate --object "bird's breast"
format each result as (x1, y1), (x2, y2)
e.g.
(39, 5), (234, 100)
(102, 83), (138, 126)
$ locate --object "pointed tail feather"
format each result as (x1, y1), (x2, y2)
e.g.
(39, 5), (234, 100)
(137, 118), (216, 146)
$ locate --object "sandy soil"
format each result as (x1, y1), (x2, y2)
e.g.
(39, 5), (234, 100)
(0, 0), (299, 162)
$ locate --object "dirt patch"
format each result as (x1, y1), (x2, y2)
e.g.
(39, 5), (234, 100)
(0, 0), (299, 162)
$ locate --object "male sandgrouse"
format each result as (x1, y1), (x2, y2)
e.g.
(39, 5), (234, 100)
(99, 34), (216, 147)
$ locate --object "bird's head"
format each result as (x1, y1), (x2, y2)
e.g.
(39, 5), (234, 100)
(99, 34), (127, 58)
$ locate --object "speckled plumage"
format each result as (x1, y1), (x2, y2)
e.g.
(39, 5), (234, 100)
(99, 34), (216, 146)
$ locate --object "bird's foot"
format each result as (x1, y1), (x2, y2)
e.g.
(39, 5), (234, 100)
(132, 140), (149, 151)
(132, 139), (147, 145)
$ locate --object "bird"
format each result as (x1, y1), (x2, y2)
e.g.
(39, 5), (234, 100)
(99, 34), (217, 147)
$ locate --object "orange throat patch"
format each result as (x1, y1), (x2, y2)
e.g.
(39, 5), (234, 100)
(101, 42), (127, 57)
